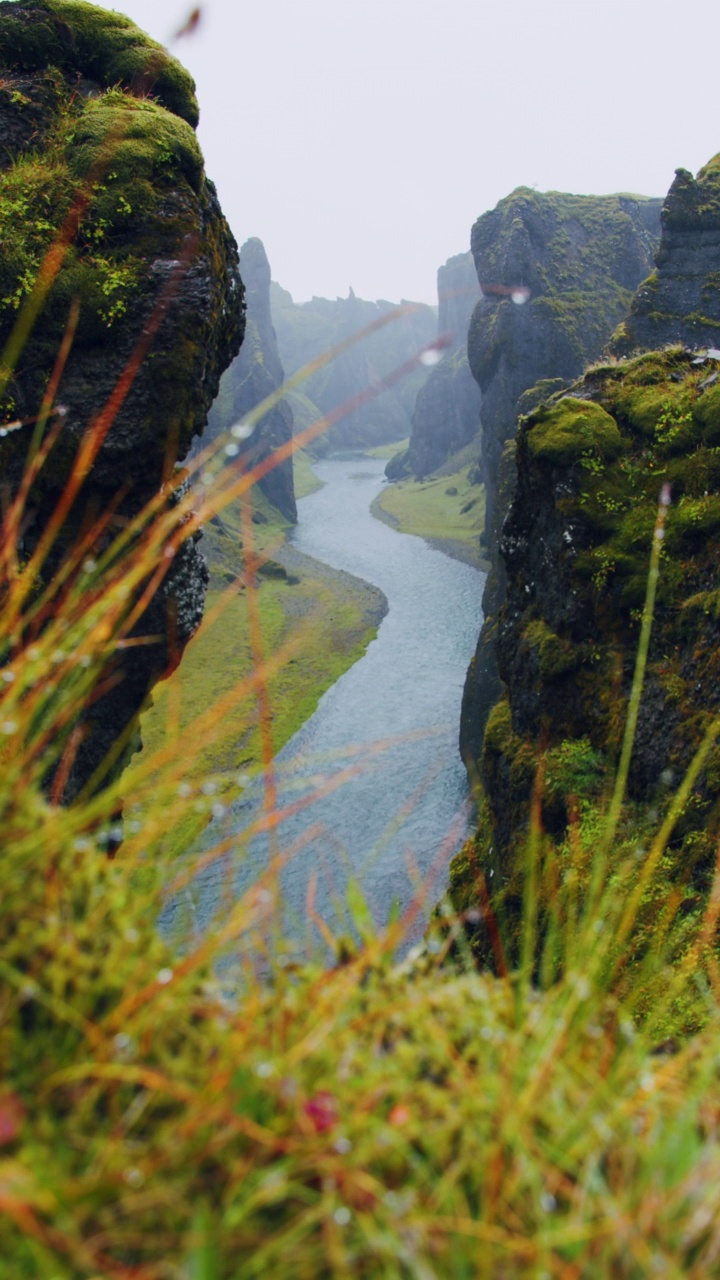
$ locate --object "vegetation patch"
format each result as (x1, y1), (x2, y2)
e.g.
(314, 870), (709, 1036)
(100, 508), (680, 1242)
(371, 461), (487, 567)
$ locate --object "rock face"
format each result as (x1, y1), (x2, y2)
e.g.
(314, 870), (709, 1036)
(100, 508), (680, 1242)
(613, 157), (720, 354)
(451, 349), (720, 954)
(388, 252), (481, 480)
(270, 284), (437, 452)
(450, 158), (720, 962)
(0, 0), (243, 798)
(460, 188), (662, 767)
(207, 237), (297, 523)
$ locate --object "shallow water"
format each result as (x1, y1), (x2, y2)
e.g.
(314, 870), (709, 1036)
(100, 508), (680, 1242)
(164, 455), (485, 947)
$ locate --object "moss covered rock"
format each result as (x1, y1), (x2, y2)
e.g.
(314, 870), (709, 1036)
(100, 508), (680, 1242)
(0, 0), (243, 798)
(453, 349), (720, 963)
(614, 157), (720, 354)
(460, 188), (662, 766)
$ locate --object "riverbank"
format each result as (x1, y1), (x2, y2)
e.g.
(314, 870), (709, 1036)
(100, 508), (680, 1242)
(126, 487), (386, 857)
(370, 459), (490, 571)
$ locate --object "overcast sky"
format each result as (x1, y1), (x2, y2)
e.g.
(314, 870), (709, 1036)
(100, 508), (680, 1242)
(107, 0), (719, 305)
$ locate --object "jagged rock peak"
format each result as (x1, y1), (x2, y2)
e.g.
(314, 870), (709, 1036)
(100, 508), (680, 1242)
(613, 155), (720, 354)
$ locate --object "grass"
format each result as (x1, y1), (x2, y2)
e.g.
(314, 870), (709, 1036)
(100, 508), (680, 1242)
(3, 10), (720, 1275)
(364, 436), (410, 459)
(372, 459), (488, 567)
(292, 446), (324, 498)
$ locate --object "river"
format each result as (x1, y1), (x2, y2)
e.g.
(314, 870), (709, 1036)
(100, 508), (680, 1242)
(164, 455), (485, 952)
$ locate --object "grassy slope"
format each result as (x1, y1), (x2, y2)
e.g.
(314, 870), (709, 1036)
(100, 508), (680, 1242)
(372, 458), (489, 569)
(126, 483), (384, 855)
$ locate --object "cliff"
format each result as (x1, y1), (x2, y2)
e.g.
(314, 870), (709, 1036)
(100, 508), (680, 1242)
(207, 237), (297, 522)
(452, 348), (720, 958)
(613, 158), (720, 354)
(387, 251), (481, 480)
(270, 284), (437, 452)
(460, 188), (662, 764)
(451, 158), (720, 964)
(0, 0), (243, 798)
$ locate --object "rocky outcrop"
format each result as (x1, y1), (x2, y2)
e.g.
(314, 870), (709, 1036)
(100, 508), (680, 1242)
(460, 188), (662, 766)
(613, 157), (720, 354)
(388, 252), (481, 480)
(207, 237), (296, 522)
(270, 284), (437, 452)
(0, 0), (243, 798)
(451, 348), (720, 950)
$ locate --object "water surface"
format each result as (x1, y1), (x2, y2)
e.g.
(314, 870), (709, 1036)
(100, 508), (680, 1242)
(167, 455), (485, 945)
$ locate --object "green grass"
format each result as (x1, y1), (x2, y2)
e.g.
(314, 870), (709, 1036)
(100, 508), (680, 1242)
(372, 461), (488, 566)
(364, 436), (409, 459)
(293, 446), (324, 498)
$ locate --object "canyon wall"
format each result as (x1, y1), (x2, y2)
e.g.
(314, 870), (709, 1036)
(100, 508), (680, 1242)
(207, 237), (297, 523)
(0, 0), (243, 796)
(460, 188), (662, 766)
(387, 251), (482, 480)
(451, 157), (720, 958)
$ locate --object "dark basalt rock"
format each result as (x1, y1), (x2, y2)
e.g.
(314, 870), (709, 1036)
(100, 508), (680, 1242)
(0, 0), (243, 799)
(460, 188), (662, 768)
(449, 346), (720, 964)
(207, 237), (297, 523)
(613, 155), (720, 354)
(391, 252), (481, 480)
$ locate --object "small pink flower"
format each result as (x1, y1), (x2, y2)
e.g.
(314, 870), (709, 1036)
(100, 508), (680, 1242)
(304, 1091), (338, 1133)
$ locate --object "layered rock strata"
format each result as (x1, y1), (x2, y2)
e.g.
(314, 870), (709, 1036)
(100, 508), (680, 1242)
(0, 0), (243, 797)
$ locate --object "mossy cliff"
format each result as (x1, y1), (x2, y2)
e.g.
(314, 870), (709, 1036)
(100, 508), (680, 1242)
(207, 237), (296, 523)
(613, 156), (720, 354)
(460, 188), (662, 763)
(451, 344), (720, 961)
(0, 0), (243, 796)
(270, 282), (437, 452)
(386, 251), (481, 481)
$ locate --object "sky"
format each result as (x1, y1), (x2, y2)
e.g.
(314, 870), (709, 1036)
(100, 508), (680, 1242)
(105, 0), (720, 305)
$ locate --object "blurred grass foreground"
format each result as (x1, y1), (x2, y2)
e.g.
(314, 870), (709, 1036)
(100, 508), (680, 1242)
(1, 2), (720, 1278)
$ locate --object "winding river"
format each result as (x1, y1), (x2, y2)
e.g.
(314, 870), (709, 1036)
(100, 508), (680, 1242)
(165, 455), (485, 950)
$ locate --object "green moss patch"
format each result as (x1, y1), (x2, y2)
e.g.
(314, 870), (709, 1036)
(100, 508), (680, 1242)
(527, 397), (623, 467)
(0, 0), (198, 125)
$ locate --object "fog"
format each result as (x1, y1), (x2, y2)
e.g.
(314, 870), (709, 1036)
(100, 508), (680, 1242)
(106, 0), (719, 304)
